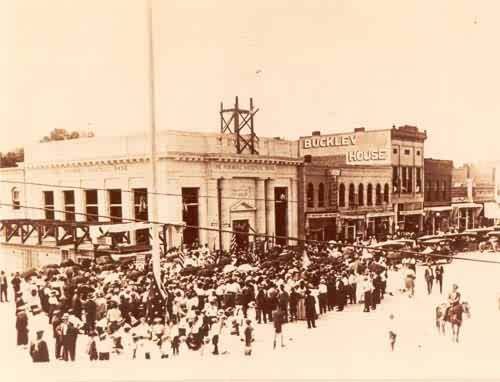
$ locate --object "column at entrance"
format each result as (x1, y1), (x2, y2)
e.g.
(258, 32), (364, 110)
(255, 178), (266, 236)
(265, 179), (275, 243)
(198, 180), (208, 246)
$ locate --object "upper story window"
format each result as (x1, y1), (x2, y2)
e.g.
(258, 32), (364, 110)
(318, 183), (325, 208)
(416, 150), (421, 156)
(63, 190), (75, 221)
(109, 189), (122, 223)
(384, 183), (390, 203)
(85, 190), (99, 222)
(307, 183), (314, 208)
(358, 184), (364, 206)
(375, 184), (382, 205)
(43, 191), (55, 220)
(367, 184), (373, 206)
(404, 149), (411, 155)
(393, 148), (398, 154)
(348, 184), (356, 207)
(338, 183), (345, 207)
(11, 187), (20, 210)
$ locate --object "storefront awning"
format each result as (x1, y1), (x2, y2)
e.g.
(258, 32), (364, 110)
(484, 202), (500, 219)
(366, 211), (395, 218)
(399, 209), (423, 216)
(452, 202), (483, 209)
(340, 215), (365, 220)
(424, 206), (452, 212)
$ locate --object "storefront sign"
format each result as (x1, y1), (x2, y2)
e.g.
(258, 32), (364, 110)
(303, 135), (356, 149)
(345, 149), (388, 164)
(212, 163), (277, 172)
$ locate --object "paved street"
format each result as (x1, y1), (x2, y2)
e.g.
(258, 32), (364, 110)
(2, 252), (500, 381)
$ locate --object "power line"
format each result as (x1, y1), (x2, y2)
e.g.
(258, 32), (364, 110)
(2, 202), (500, 266)
(0, 179), (302, 205)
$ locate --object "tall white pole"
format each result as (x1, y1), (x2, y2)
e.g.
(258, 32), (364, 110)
(146, 0), (164, 295)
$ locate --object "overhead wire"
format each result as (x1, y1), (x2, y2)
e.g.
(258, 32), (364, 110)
(2, 202), (500, 265)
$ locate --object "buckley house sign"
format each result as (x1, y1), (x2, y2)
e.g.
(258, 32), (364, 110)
(303, 134), (357, 149)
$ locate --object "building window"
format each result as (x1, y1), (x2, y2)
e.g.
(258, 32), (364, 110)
(433, 181), (439, 201)
(384, 183), (389, 203)
(329, 182), (335, 207)
(134, 188), (148, 221)
(11, 187), (20, 210)
(43, 191), (55, 220)
(358, 184), (364, 206)
(441, 181), (446, 201)
(404, 149), (410, 155)
(407, 167), (413, 193)
(85, 190), (99, 222)
(376, 184), (382, 205)
(367, 184), (373, 206)
(416, 167), (422, 193)
(63, 190), (75, 221)
(392, 167), (399, 193)
(307, 183), (314, 208)
(416, 150), (421, 156)
(318, 183), (325, 208)
(348, 184), (355, 207)
(393, 148), (398, 154)
(338, 183), (345, 207)
(401, 167), (407, 193)
(109, 189), (122, 223)
(425, 181), (431, 201)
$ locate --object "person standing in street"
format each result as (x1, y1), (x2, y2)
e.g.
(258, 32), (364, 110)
(360, 276), (372, 313)
(304, 289), (317, 329)
(30, 330), (50, 363)
(0, 271), (8, 302)
(272, 307), (285, 349)
(242, 319), (254, 356)
(424, 264), (434, 295)
(16, 305), (29, 347)
(435, 264), (444, 294)
(387, 314), (398, 352)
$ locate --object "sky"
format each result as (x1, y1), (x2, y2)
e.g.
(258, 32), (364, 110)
(2, 0), (500, 164)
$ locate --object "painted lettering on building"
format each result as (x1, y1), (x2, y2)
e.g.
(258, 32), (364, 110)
(212, 163), (277, 172)
(345, 149), (388, 164)
(303, 135), (356, 149)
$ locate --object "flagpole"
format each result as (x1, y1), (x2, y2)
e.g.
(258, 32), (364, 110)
(146, 0), (164, 297)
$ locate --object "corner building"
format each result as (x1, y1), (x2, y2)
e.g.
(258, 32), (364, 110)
(0, 131), (300, 268)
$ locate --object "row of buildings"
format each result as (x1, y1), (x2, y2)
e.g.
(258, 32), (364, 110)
(1, 121), (498, 270)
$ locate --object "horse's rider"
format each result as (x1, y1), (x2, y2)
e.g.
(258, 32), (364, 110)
(445, 284), (461, 318)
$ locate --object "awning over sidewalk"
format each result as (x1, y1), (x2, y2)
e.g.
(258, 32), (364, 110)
(452, 202), (483, 209)
(399, 210), (423, 216)
(424, 206), (452, 212)
(366, 211), (395, 218)
(484, 202), (500, 219)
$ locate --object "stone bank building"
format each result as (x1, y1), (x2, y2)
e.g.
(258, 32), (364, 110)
(0, 131), (300, 268)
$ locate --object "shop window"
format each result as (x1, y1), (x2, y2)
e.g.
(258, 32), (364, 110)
(318, 183), (325, 208)
(63, 190), (75, 221)
(43, 191), (55, 220)
(85, 190), (99, 222)
(358, 184), (364, 206)
(11, 187), (20, 210)
(376, 184), (382, 205)
(307, 183), (314, 208)
(348, 184), (355, 207)
(367, 184), (373, 206)
(338, 183), (345, 207)
(384, 183), (389, 203)
(109, 189), (122, 223)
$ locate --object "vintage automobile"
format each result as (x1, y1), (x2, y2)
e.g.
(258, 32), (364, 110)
(416, 237), (454, 263)
(369, 240), (414, 265)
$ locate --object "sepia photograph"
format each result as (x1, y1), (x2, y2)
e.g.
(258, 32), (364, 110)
(2, 0), (500, 381)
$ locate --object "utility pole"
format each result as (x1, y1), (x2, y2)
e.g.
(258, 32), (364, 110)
(146, 0), (164, 296)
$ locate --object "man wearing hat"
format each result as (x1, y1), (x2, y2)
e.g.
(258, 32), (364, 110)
(30, 330), (49, 362)
(0, 270), (8, 303)
(16, 305), (29, 347)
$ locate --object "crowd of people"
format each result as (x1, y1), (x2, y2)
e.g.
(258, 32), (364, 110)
(1, 235), (457, 363)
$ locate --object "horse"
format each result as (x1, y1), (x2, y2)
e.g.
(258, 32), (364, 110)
(436, 302), (470, 342)
(445, 302), (470, 343)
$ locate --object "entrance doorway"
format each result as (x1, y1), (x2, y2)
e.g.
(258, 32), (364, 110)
(182, 188), (200, 247)
(274, 187), (288, 245)
(232, 219), (250, 249)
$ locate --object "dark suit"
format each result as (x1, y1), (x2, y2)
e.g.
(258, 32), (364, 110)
(435, 265), (444, 294)
(424, 268), (434, 294)
(0, 275), (8, 302)
(305, 295), (317, 328)
(16, 311), (29, 346)
(30, 340), (50, 362)
(60, 323), (79, 361)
